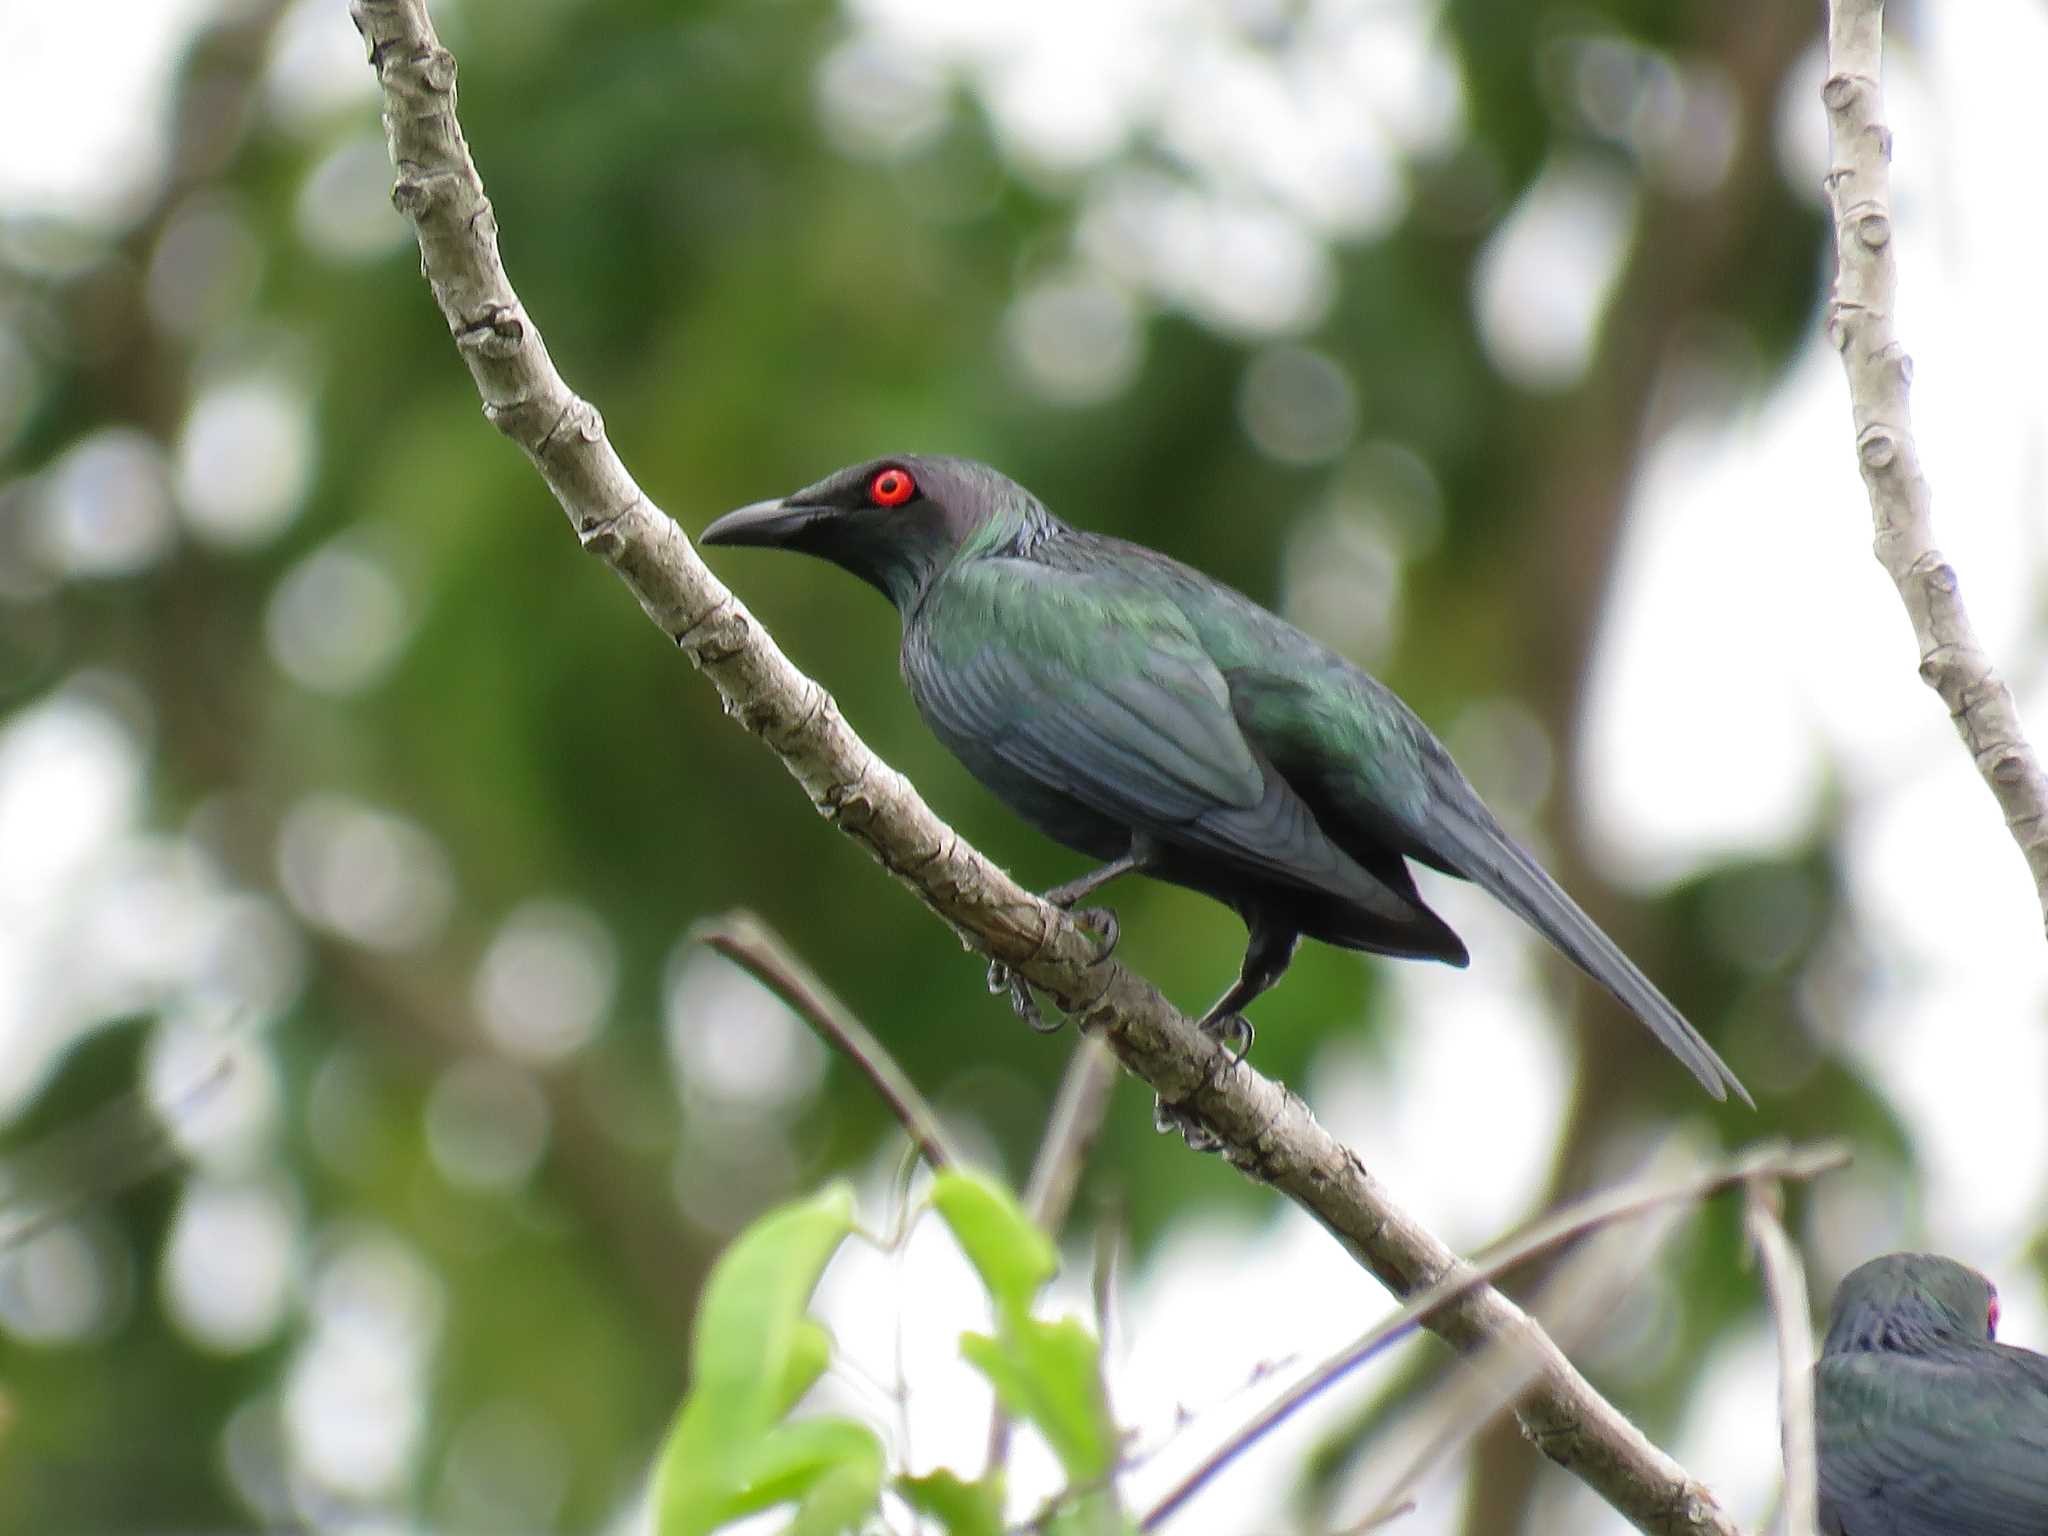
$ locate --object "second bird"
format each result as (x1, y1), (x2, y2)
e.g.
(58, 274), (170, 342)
(1816, 1253), (2048, 1535)
(703, 455), (1749, 1106)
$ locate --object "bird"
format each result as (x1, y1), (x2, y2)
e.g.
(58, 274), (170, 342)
(701, 454), (1748, 1106)
(1815, 1252), (2048, 1535)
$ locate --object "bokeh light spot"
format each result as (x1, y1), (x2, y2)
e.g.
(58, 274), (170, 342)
(264, 0), (381, 133)
(439, 1399), (569, 1531)
(664, 946), (826, 1115)
(295, 134), (412, 262)
(1004, 274), (1143, 407)
(277, 794), (455, 953)
(0, 1220), (121, 1344)
(814, 36), (949, 160)
(265, 537), (412, 695)
(146, 1017), (280, 1171)
(473, 899), (617, 1063)
(163, 1175), (299, 1352)
(1237, 345), (1358, 465)
(146, 194), (263, 340)
(285, 1228), (441, 1500)
(36, 428), (176, 579)
(424, 1057), (551, 1193)
(176, 373), (316, 548)
(1473, 158), (1637, 391)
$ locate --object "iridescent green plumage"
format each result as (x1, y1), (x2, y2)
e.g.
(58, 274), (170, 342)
(703, 454), (1747, 1105)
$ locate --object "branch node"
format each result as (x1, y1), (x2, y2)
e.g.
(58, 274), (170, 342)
(420, 45), (456, 92)
(576, 492), (643, 554)
(1820, 71), (1868, 110)
(456, 301), (524, 357)
(1855, 424), (1897, 470)
(538, 397), (605, 458)
(390, 172), (442, 217)
(1990, 749), (2029, 786)
(1910, 556), (1958, 595)
(675, 594), (742, 659)
(1918, 644), (1964, 688)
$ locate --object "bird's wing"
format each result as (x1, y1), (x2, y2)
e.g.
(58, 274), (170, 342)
(912, 559), (1432, 927)
(1227, 664), (1748, 1103)
(1817, 1350), (2048, 1535)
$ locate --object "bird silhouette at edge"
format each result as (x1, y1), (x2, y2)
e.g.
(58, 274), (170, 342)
(702, 455), (1750, 1126)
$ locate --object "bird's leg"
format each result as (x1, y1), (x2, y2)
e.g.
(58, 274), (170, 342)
(1194, 920), (1302, 1067)
(1040, 852), (1143, 960)
(989, 851), (1146, 1032)
(1153, 918), (1301, 1151)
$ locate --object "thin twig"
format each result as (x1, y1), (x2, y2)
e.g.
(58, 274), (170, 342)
(1337, 1151), (1699, 1534)
(692, 910), (963, 1172)
(1346, 1500), (1416, 1532)
(1744, 1181), (1819, 1536)
(1138, 1140), (1846, 1532)
(0, 1054), (234, 1251)
(1822, 0), (2048, 928)
(1024, 1035), (1120, 1235)
(355, 6), (1767, 1527)
(989, 1035), (1123, 1473)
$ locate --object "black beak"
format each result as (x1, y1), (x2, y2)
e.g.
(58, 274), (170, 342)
(700, 498), (822, 549)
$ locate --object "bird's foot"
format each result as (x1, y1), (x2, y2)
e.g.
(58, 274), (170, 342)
(1070, 905), (1120, 963)
(1198, 1010), (1256, 1068)
(1153, 1095), (1223, 1153)
(987, 960), (1063, 1034)
(1151, 1010), (1253, 1152)
(985, 900), (1117, 1036)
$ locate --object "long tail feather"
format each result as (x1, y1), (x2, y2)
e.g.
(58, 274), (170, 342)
(1429, 797), (1751, 1107)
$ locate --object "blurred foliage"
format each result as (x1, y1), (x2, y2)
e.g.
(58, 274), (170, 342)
(654, 1172), (1117, 1536)
(0, 0), (1882, 1530)
(654, 1184), (882, 1536)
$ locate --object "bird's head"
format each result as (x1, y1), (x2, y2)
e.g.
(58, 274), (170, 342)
(701, 455), (1047, 611)
(1821, 1252), (2001, 1356)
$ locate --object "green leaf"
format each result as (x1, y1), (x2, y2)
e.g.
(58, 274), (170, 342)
(932, 1168), (1057, 1316)
(898, 1468), (1005, 1536)
(961, 1315), (1116, 1483)
(653, 1185), (881, 1536)
(784, 1456), (886, 1536)
(737, 1419), (885, 1535)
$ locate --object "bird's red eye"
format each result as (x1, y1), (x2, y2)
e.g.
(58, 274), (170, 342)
(870, 468), (915, 507)
(1989, 1292), (2001, 1338)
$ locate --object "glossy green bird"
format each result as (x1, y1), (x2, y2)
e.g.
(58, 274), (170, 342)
(702, 454), (1747, 1105)
(1816, 1252), (2048, 1535)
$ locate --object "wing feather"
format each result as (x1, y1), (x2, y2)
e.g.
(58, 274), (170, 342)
(910, 560), (1431, 927)
(1818, 1350), (2048, 1535)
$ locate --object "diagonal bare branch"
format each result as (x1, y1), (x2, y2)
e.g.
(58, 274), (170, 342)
(1138, 1140), (1843, 1532)
(1822, 0), (2048, 929)
(691, 910), (965, 1174)
(352, 3), (1752, 1529)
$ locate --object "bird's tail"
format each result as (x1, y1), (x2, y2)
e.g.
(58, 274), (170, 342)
(1431, 796), (1752, 1107)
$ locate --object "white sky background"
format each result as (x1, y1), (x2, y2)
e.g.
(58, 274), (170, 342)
(1, 1), (2046, 1534)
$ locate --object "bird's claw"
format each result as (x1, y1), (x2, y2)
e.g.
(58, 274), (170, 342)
(1153, 1095), (1223, 1152)
(1201, 1011), (1256, 1068)
(1072, 906), (1120, 962)
(987, 960), (1063, 1034)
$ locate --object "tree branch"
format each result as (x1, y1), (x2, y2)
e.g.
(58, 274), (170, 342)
(351, 3), (1748, 1529)
(1141, 1141), (1843, 1532)
(692, 910), (964, 1173)
(1823, 0), (2048, 929)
